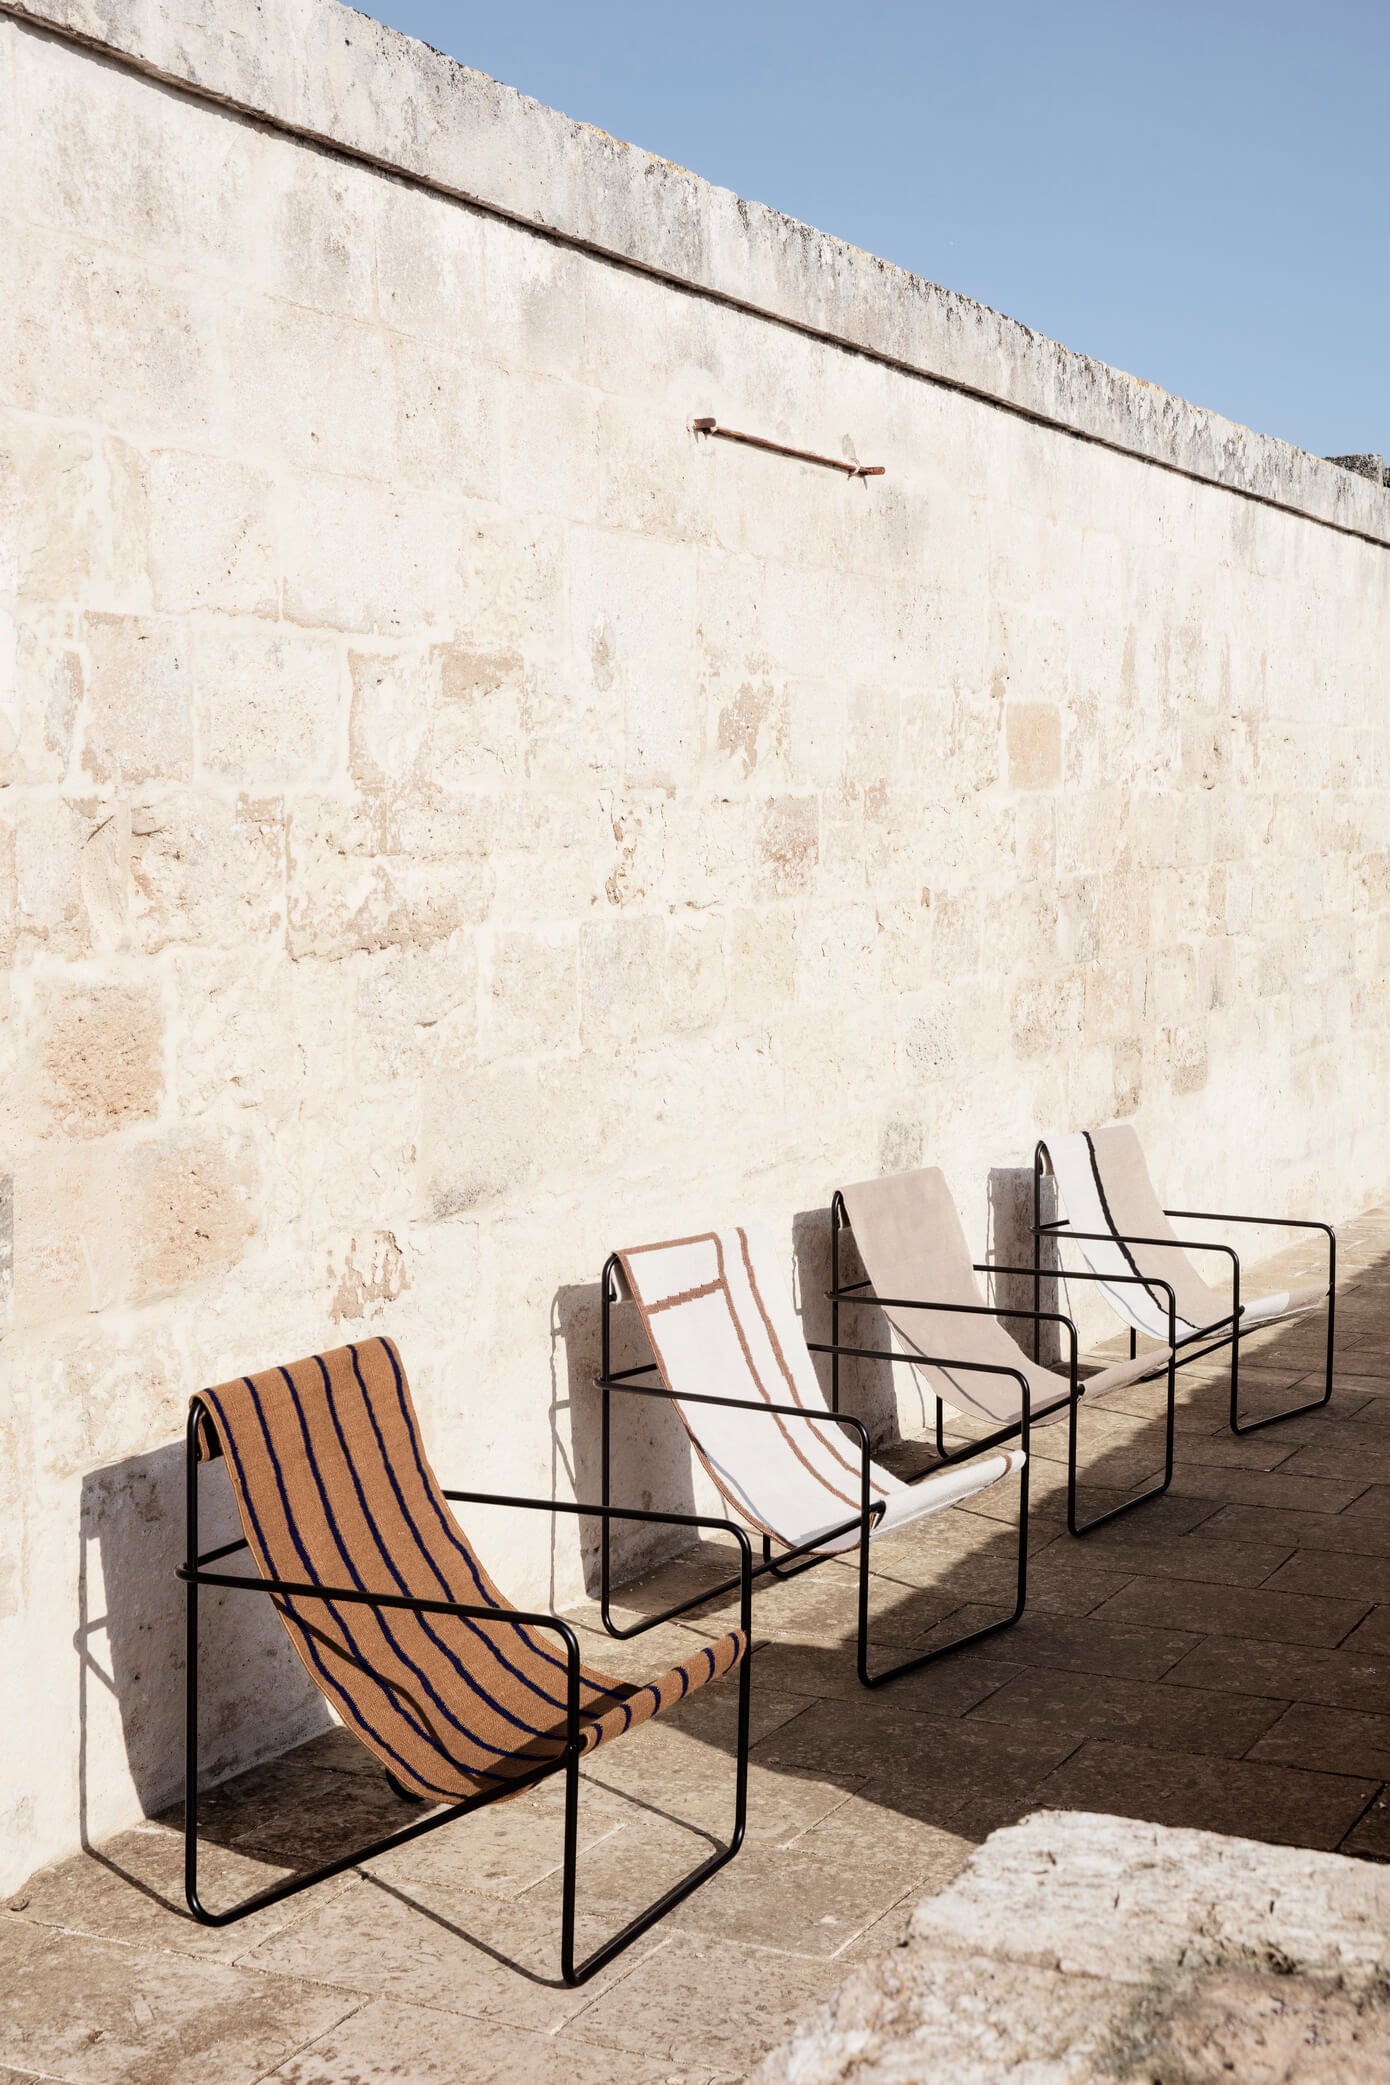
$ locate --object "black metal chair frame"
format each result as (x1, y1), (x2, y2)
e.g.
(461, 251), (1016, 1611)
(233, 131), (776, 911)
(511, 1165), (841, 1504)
(595, 1254), (1031, 1690)
(179, 1397), (752, 1986)
(1032, 1143), (1336, 1437)
(828, 1191), (1178, 1539)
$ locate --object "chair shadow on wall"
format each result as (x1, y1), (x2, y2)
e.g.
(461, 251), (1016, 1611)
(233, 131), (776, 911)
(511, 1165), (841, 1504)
(74, 1439), (333, 1917)
(549, 1276), (701, 1605)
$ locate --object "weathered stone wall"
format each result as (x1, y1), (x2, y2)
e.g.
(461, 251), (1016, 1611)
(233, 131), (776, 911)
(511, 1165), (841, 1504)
(3, 0), (1390, 1890)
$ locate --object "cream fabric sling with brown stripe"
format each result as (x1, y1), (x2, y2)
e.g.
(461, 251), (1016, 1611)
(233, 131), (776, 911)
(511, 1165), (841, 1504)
(616, 1223), (1023, 1555)
(1043, 1126), (1328, 1344)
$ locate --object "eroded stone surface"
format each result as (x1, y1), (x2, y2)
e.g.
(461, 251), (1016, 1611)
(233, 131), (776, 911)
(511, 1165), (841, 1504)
(755, 1810), (1390, 2084)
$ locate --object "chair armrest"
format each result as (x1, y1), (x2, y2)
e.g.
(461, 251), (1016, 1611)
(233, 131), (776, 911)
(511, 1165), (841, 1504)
(596, 1372), (874, 1446)
(1031, 1222), (1240, 1269)
(438, 1494), (756, 1644)
(441, 1489), (754, 1555)
(597, 1376), (892, 1568)
(1165, 1208), (1336, 1248)
(809, 1344), (1046, 1418)
(831, 1287), (1078, 1337)
(174, 1562), (582, 1660)
(981, 1262), (1177, 1324)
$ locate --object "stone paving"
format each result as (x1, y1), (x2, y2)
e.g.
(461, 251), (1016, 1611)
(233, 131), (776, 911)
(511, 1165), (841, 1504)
(6, 1209), (1390, 2082)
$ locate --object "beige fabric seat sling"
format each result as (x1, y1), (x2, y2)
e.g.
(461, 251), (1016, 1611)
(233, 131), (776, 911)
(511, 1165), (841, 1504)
(830, 1168), (1179, 1537)
(1037, 1125), (1336, 1436)
(595, 1222), (1029, 1688)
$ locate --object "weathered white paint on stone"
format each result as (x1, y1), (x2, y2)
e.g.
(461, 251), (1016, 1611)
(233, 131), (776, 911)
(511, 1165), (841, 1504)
(754, 1811), (1390, 2082)
(3, 0), (1390, 1892)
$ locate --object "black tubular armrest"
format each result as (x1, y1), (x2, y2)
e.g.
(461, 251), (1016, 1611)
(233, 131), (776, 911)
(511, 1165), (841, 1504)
(981, 1261), (1178, 1309)
(595, 1372), (874, 1447)
(441, 1489), (751, 1547)
(442, 1493), (755, 1646)
(173, 1564), (582, 1662)
(809, 1343), (1048, 1411)
(1030, 1222), (1240, 1268)
(1165, 1208), (1336, 1245)
(830, 1289), (1078, 1335)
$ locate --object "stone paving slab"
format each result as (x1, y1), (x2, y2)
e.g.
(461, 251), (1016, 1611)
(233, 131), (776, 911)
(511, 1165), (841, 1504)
(9, 1220), (1390, 2080)
(0, 1916), (356, 2085)
(1032, 1738), (1378, 1848)
(260, 1998), (705, 2085)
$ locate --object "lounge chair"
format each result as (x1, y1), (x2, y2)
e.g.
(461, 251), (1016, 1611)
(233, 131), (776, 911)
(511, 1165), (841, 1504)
(830, 1169), (1178, 1537)
(179, 1335), (751, 1984)
(595, 1223), (1029, 1687)
(1036, 1126), (1336, 1435)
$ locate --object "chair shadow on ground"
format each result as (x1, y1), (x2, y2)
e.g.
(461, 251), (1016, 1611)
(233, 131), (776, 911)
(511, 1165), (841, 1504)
(67, 1200), (1370, 1977)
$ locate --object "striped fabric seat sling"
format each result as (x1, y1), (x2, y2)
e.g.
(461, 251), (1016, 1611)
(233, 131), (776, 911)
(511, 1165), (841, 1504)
(615, 1224), (1021, 1554)
(1043, 1127), (1327, 1342)
(196, 1336), (745, 1801)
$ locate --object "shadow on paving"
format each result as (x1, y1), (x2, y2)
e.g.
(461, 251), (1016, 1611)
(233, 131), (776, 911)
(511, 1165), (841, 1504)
(41, 1212), (1390, 1995)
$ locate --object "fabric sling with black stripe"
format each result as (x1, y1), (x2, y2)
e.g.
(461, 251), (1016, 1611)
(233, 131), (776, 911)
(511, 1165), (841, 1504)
(195, 1336), (745, 1801)
(1042, 1126), (1329, 1344)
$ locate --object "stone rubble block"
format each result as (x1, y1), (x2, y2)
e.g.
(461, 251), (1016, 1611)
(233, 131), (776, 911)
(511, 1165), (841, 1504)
(754, 1810), (1390, 2084)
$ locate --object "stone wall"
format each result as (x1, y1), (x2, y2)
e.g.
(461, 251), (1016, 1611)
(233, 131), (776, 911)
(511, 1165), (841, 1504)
(4, 0), (1390, 1891)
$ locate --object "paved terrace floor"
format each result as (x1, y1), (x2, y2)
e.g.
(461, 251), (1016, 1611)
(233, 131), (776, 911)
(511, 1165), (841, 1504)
(7, 1209), (1390, 2083)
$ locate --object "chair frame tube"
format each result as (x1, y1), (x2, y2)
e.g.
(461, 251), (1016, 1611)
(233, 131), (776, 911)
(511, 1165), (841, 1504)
(597, 1256), (1031, 1687)
(828, 1192), (1177, 1537)
(181, 1398), (752, 1986)
(1032, 1143), (1336, 1436)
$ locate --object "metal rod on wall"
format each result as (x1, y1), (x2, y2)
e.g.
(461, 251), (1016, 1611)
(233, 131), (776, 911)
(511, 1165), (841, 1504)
(692, 417), (885, 479)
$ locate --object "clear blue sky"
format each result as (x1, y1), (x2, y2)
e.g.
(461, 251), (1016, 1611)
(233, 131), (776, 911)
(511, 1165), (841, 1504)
(362, 1), (1388, 463)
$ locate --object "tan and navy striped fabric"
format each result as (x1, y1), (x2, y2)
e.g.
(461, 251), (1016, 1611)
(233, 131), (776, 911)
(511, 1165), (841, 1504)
(196, 1337), (745, 1802)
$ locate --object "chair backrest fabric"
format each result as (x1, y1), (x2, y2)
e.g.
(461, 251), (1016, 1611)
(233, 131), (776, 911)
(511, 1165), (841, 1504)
(1042, 1126), (1226, 1339)
(839, 1168), (1065, 1423)
(615, 1225), (899, 1548)
(195, 1337), (739, 1800)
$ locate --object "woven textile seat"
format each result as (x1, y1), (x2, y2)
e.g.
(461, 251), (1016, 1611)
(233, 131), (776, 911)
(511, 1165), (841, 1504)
(180, 1335), (751, 1982)
(832, 1168), (1178, 1538)
(1038, 1126), (1336, 1435)
(597, 1222), (1028, 1688)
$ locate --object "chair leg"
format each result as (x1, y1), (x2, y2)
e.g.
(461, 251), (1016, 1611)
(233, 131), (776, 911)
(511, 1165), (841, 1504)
(855, 1457), (1029, 1688)
(182, 1565), (497, 1927)
(1229, 1295), (1336, 1435)
(1067, 1354), (1177, 1536)
(598, 1383), (746, 1640)
(559, 1650), (751, 1985)
(761, 1531), (825, 1583)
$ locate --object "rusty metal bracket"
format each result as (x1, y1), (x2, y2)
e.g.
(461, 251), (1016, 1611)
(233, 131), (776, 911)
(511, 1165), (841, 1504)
(692, 417), (884, 479)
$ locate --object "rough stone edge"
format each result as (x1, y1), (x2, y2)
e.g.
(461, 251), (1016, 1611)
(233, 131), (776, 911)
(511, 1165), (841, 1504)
(5, 0), (1390, 547)
(910, 1808), (1390, 1984)
(752, 1809), (1390, 2082)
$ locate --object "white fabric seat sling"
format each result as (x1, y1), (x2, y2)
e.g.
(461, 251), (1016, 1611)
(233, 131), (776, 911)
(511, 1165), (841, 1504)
(830, 1168), (1179, 1538)
(595, 1223), (1029, 1689)
(1037, 1125), (1336, 1436)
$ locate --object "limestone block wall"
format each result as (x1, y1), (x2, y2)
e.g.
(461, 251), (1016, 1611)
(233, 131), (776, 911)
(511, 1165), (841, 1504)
(3, 0), (1390, 1891)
